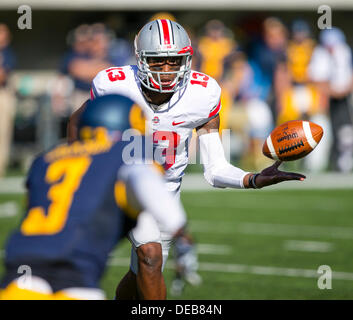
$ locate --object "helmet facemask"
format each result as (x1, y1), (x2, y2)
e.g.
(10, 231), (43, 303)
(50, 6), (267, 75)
(136, 49), (192, 93)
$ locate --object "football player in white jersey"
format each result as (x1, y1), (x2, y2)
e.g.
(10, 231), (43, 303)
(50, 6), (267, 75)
(68, 19), (305, 300)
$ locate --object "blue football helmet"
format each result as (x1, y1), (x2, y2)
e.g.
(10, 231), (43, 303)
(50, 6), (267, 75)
(77, 94), (146, 140)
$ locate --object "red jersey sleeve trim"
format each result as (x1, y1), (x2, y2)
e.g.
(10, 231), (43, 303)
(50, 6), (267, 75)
(208, 99), (221, 118)
(90, 88), (95, 100)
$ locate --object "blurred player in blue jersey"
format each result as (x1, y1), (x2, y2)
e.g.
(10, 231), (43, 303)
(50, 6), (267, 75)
(0, 94), (186, 300)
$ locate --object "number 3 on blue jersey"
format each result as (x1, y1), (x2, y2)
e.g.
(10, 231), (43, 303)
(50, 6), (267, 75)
(20, 157), (92, 236)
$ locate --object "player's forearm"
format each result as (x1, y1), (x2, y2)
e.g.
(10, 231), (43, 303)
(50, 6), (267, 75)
(199, 132), (250, 189)
(0, 68), (8, 85)
(67, 100), (89, 143)
(207, 162), (250, 189)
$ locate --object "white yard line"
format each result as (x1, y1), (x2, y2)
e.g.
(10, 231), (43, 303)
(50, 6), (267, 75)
(189, 220), (353, 240)
(181, 173), (353, 191)
(0, 177), (25, 194)
(1, 173), (353, 194)
(0, 201), (19, 218)
(1, 249), (351, 281)
(196, 244), (232, 255)
(107, 257), (353, 281)
(1, 247), (350, 281)
(185, 198), (350, 213)
(283, 240), (334, 253)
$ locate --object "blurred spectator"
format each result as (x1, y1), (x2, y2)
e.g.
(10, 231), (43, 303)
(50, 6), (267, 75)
(248, 17), (288, 123)
(44, 23), (134, 146)
(277, 20), (320, 125)
(0, 24), (16, 177)
(308, 28), (353, 172)
(276, 20), (331, 172)
(222, 53), (273, 170)
(60, 23), (133, 112)
(90, 23), (111, 60)
(197, 20), (236, 82)
(287, 20), (315, 84)
(91, 23), (133, 66)
(60, 24), (112, 112)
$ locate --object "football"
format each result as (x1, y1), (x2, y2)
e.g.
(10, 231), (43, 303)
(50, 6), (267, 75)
(262, 120), (323, 161)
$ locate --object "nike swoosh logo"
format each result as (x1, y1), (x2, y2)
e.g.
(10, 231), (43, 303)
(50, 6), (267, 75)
(172, 121), (185, 126)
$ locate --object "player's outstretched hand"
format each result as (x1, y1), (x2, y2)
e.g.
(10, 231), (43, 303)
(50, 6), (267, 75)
(254, 161), (306, 188)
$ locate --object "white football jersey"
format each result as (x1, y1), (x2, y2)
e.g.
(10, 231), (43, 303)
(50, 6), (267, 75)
(91, 65), (221, 192)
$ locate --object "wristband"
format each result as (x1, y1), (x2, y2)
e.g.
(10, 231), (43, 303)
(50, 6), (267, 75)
(249, 173), (260, 189)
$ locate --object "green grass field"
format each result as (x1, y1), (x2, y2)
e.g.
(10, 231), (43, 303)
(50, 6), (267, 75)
(1, 189), (353, 299)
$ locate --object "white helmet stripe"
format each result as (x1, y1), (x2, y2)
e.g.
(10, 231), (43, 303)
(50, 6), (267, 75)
(155, 21), (162, 45)
(157, 19), (172, 45)
(168, 19), (175, 45)
(156, 19), (164, 45)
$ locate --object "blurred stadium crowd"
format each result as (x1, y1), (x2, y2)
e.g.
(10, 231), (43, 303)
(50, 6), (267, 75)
(1, 12), (353, 177)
